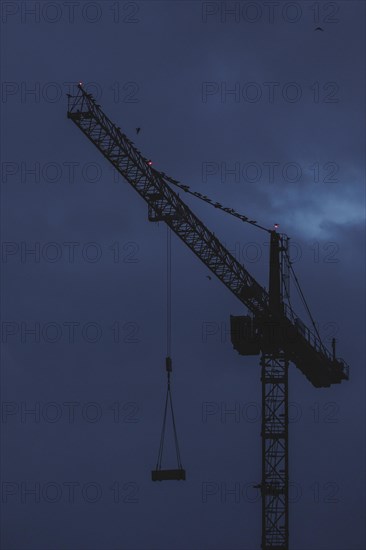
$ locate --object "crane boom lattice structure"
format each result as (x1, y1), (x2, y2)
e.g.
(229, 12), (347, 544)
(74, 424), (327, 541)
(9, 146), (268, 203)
(67, 84), (349, 550)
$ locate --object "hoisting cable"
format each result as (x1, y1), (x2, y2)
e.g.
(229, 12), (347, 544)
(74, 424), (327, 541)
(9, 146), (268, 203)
(152, 227), (185, 481)
(167, 226), (172, 359)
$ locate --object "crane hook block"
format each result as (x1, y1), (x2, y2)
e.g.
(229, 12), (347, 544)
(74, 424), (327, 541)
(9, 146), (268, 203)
(151, 468), (186, 481)
(166, 357), (172, 372)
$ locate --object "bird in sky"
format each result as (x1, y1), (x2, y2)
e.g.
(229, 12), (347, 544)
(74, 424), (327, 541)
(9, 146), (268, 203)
(315, 27), (324, 31)
(136, 127), (141, 134)
(206, 275), (212, 280)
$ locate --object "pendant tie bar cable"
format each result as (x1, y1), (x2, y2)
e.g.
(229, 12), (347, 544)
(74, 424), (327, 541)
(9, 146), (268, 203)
(159, 171), (270, 233)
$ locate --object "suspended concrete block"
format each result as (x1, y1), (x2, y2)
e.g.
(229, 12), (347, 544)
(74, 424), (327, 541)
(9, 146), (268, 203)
(151, 469), (186, 481)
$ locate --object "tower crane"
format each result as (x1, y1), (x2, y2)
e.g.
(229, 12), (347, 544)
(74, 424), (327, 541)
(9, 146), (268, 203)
(67, 84), (349, 550)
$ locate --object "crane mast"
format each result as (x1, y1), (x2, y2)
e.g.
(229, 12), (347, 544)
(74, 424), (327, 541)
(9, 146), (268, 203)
(260, 231), (288, 549)
(67, 84), (349, 550)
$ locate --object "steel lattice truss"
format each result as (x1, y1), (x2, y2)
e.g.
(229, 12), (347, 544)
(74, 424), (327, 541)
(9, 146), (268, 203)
(67, 88), (269, 318)
(67, 85), (348, 388)
(261, 352), (289, 550)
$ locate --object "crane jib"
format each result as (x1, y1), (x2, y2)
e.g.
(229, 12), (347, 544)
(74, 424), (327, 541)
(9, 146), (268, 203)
(67, 89), (269, 314)
(67, 86), (349, 388)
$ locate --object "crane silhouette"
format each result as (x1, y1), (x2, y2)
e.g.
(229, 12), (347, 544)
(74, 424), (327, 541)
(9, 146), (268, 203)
(67, 84), (349, 550)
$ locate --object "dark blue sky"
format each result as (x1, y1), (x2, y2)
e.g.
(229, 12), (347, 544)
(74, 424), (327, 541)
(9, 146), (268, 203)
(1, 1), (365, 549)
